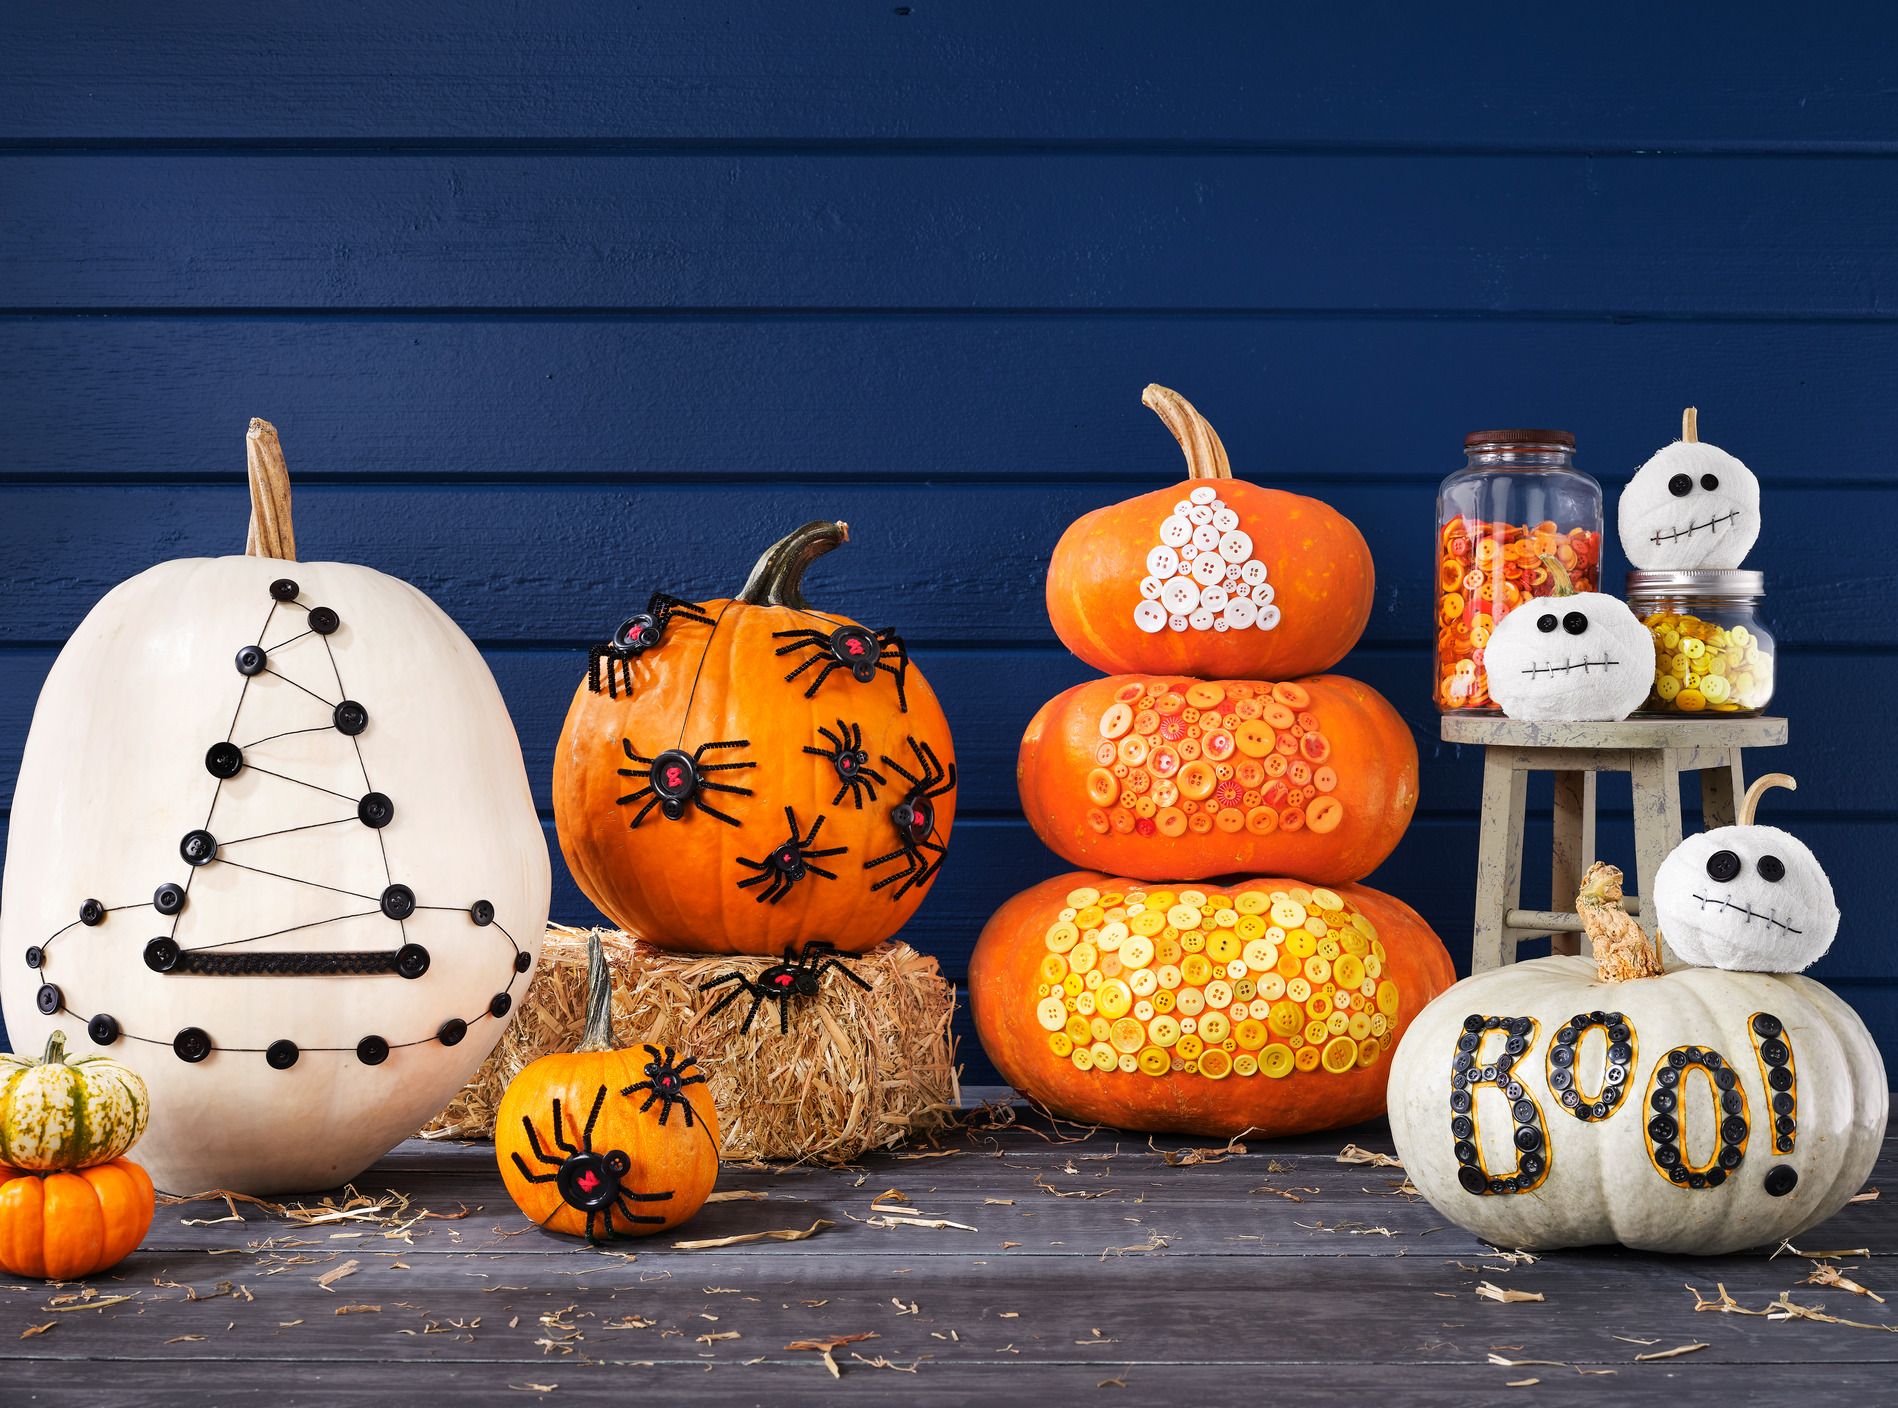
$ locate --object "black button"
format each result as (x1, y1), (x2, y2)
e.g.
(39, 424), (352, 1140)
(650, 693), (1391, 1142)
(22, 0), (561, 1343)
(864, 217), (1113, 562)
(79, 898), (106, 926)
(356, 1035), (389, 1066)
(1451, 1115), (1474, 1140)
(1752, 1013), (1783, 1039)
(437, 1018), (468, 1047)
(1668, 1050), (1690, 1069)
(1721, 1089), (1744, 1115)
(1453, 1140), (1478, 1165)
(174, 1027), (212, 1063)
(1768, 1066), (1794, 1091)
(1559, 1090), (1581, 1109)
(1590, 1102), (1610, 1119)
(1757, 854), (1786, 883)
(357, 792), (395, 828)
(266, 1040), (300, 1070)
(1687, 1173), (1707, 1189)
(1608, 1043), (1633, 1064)
(144, 937), (181, 972)
(308, 606), (340, 635)
(1513, 1125), (1542, 1152)
(1456, 1166), (1486, 1195)
(1772, 1090), (1795, 1113)
(1705, 850), (1742, 882)
(1775, 1114), (1797, 1136)
(180, 830), (219, 866)
(1760, 1038), (1789, 1065)
(1520, 1153), (1545, 1178)
(1718, 1146), (1744, 1170)
(1462, 1015), (1485, 1033)
(1511, 1099), (1537, 1123)
(333, 700), (368, 736)
(235, 644), (267, 677)
(35, 983), (62, 1015)
(1536, 613), (1558, 633)
(380, 884), (416, 920)
(1548, 1067), (1573, 1092)
(1701, 473), (1720, 492)
(1656, 1144), (1680, 1168)
(1765, 1165), (1799, 1197)
(1553, 1026), (1576, 1046)
(1562, 611), (1588, 636)
(1449, 1089), (1472, 1113)
(23, 945), (42, 969)
(1456, 1032), (1479, 1053)
(1648, 1116), (1679, 1142)
(489, 992), (512, 1018)
(154, 882), (186, 916)
(1714, 1067), (1737, 1091)
(469, 899), (495, 926)
(270, 578), (300, 602)
(1550, 1044), (1575, 1069)
(1651, 1089), (1677, 1114)
(1501, 1081), (1524, 1101)
(1721, 1115), (1749, 1144)
(395, 943), (431, 979)
(87, 1014), (120, 1046)
(648, 748), (700, 803)
(205, 742), (245, 778)
(1504, 1035), (1526, 1057)
(513, 951), (532, 973)
(1668, 472), (1693, 497)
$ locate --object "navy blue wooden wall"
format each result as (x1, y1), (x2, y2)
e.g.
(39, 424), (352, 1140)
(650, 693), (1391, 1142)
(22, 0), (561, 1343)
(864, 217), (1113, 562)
(5, 6), (1898, 1080)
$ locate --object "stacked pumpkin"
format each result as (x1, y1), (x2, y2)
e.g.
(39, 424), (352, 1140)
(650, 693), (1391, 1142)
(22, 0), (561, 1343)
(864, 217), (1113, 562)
(972, 387), (1453, 1135)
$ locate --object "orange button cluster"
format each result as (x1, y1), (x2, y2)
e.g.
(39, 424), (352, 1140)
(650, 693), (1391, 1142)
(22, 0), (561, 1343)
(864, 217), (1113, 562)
(1035, 883), (1400, 1081)
(1085, 679), (1345, 841)
(1437, 517), (1601, 710)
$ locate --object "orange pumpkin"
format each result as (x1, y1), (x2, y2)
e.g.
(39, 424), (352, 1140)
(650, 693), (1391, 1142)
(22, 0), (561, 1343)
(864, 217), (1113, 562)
(496, 933), (718, 1239)
(1046, 385), (1375, 680)
(554, 520), (956, 955)
(0, 1158), (155, 1279)
(970, 871), (1453, 1136)
(1018, 673), (1416, 884)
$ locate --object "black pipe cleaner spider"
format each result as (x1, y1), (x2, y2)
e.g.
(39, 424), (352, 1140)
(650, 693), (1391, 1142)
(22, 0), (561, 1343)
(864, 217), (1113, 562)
(734, 806), (846, 903)
(773, 623), (910, 712)
(864, 736), (956, 900)
(698, 941), (872, 1036)
(617, 737), (755, 828)
(587, 593), (715, 698)
(511, 1085), (675, 1241)
(620, 1045), (708, 1128)
(803, 719), (888, 808)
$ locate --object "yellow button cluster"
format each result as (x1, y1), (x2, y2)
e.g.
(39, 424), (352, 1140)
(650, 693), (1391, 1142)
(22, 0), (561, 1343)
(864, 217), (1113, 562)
(1035, 884), (1398, 1081)
(1641, 611), (1773, 714)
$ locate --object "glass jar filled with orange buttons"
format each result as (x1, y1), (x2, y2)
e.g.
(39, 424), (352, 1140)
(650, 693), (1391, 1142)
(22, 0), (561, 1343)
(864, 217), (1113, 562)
(1436, 430), (1603, 711)
(1626, 569), (1774, 715)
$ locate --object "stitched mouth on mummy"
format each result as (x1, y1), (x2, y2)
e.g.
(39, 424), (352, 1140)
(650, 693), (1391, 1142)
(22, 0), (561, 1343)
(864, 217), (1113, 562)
(1650, 509), (1742, 546)
(1689, 891), (1804, 935)
(1519, 656), (1622, 679)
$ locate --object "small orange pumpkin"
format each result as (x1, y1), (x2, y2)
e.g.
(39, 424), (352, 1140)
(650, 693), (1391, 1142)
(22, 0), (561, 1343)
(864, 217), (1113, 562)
(1018, 673), (1416, 884)
(554, 521), (956, 955)
(0, 1158), (155, 1279)
(495, 933), (719, 1239)
(1046, 385), (1375, 681)
(970, 871), (1453, 1136)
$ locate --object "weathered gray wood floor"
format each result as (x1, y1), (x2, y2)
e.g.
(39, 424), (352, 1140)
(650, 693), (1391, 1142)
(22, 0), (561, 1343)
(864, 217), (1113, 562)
(6, 1091), (1894, 1406)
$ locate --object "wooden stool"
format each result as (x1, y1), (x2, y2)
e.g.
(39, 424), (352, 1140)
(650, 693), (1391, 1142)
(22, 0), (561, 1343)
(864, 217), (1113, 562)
(1440, 715), (1789, 971)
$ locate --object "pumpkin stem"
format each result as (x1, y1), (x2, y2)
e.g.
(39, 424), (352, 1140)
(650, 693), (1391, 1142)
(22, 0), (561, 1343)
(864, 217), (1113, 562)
(1575, 862), (1666, 981)
(576, 930), (617, 1053)
(40, 1030), (67, 1067)
(1740, 772), (1796, 825)
(736, 520), (849, 610)
(1536, 552), (1575, 598)
(245, 418), (298, 561)
(1682, 406), (1699, 444)
(1142, 384), (1232, 480)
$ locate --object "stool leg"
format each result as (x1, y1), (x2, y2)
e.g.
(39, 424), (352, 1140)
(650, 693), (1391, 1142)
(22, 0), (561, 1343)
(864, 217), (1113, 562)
(1472, 751), (1528, 973)
(1699, 748), (1744, 829)
(1629, 749), (1684, 965)
(1549, 770), (1595, 957)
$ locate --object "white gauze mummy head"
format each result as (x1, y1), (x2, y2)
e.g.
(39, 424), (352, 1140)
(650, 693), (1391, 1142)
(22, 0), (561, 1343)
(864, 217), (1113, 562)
(1618, 408), (1760, 570)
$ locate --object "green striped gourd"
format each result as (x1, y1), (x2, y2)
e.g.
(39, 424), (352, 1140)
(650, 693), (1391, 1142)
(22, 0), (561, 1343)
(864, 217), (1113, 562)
(0, 1030), (149, 1170)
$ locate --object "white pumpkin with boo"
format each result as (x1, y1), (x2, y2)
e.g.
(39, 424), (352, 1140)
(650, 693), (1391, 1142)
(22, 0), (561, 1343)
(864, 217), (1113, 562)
(1388, 865), (1885, 1255)
(0, 422), (549, 1195)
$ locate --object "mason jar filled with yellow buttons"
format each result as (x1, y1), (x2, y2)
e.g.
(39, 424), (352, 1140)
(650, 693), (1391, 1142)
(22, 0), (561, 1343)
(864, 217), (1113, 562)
(1627, 569), (1774, 715)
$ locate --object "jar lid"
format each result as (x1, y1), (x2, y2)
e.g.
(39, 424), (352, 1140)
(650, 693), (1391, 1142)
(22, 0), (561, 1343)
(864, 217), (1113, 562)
(1464, 428), (1576, 450)
(1627, 568), (1765, 597)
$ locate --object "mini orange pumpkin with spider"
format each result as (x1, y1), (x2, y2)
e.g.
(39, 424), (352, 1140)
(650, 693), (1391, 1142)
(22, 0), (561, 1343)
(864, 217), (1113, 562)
(553, 521), (957, 955)
(495, 934), (718, 1239)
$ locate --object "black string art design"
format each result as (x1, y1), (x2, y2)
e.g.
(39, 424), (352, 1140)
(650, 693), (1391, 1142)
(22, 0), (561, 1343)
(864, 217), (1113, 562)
(25, 579), (528, 1068)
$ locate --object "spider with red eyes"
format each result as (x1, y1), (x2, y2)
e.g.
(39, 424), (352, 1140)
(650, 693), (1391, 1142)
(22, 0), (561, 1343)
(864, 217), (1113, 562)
(734, 807), (846, 904)
(773, 624), (909, 712)
(864, 736), (956, 900)
(620, 1045), (708, 1128)
(803, 719), (888, 809)
(697, 941), (872, 1036)
(587, 593), (715, 698)
(510, 1086), (675, 1241)
(616, 737), (756, 828)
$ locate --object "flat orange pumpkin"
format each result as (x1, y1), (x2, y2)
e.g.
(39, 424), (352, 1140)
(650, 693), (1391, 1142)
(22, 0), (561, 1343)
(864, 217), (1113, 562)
(0, 1158), (155, 1280)
(970, 871), (1453, 1136)
(1018, 673), (1416, 885)
(554, 521), (956, 955)
(1046, 385), (1374, 680)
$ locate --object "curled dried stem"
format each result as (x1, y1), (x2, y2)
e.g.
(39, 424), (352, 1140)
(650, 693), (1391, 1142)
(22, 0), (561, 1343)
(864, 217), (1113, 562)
(1576, 862), (1665, 980)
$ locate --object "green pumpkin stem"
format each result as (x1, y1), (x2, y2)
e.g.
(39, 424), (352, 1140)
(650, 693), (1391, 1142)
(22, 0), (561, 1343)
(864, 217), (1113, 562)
(1537, 552), (1575, 598)
(40, 1029), (67, 1067)
(576, 931), (618, 1053)
(736, 520), (849, 610)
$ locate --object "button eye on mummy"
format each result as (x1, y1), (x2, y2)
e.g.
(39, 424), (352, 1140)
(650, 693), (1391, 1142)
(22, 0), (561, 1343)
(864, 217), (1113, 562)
(1562, 612), (1588, 636)
(1757, 854), (1786, 883)
(1705, 849), (1742, 882)
(1701, 473), (1720, 491)
(1669, 473), (1694, 497)
(1537, 614), (1558, 633)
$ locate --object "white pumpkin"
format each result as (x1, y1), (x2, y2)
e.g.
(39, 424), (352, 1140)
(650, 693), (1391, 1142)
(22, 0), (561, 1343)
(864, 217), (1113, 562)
(1656, 775), (1838, 974)
(1618, 407), (1761, 570)
(1485, 558), (1654, 722)
(0, 421), (549, 1194)
(1389, 864), (1886, 1254)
